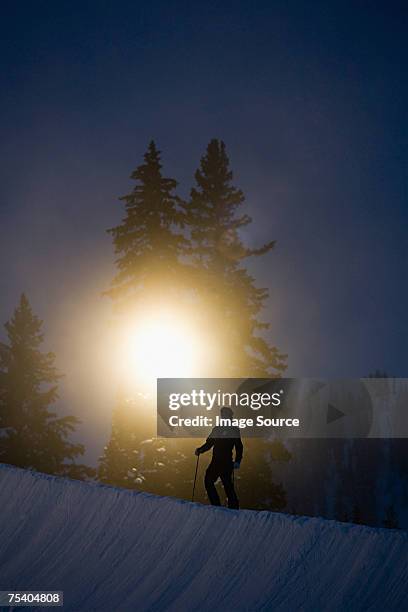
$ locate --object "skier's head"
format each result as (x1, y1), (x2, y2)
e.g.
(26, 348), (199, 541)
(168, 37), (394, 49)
(220, 406), (234, 419)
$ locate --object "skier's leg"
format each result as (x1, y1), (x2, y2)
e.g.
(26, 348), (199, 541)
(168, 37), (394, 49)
(205, 464), (221, 506)
(221, 467), (239, 509)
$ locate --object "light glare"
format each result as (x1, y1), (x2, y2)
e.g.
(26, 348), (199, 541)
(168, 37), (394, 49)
(123, 313), (198, 386)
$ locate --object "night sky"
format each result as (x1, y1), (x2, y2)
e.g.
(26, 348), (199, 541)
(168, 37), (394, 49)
(1, 1), (406, 461)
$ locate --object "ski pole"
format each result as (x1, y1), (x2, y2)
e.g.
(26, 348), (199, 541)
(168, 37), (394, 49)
(191, 454), (199, 502)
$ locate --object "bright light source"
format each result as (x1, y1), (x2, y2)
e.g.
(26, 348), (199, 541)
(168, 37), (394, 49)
(119, 310), (205, 388)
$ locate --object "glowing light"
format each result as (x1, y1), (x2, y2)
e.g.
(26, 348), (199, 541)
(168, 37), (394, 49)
(120, 310), (206, 388)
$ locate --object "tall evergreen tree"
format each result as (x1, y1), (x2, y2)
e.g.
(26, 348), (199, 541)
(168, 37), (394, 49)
(182, 140), (289, 510)
(106, 140), (187, 305)
(100, 142), (189, 485)
(0, 294), (92, 478)
(184, 139), (286, 377)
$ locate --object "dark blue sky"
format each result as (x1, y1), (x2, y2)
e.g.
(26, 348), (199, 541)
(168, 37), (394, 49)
(0, 1), (406, 458)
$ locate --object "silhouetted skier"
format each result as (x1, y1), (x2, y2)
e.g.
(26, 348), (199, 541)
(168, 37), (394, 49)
(195, 406), (243, 509)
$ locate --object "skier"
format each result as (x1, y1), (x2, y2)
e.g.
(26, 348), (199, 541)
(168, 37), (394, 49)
(195, 406), (243, 509)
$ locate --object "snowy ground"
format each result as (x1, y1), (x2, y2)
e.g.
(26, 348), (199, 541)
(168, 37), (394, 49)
(0, 464), (407, 611)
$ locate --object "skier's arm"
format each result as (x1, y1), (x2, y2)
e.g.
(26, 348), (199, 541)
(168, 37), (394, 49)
(196, 436), (215, 455)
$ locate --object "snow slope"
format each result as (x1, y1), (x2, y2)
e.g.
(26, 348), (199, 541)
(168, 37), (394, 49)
(0, 464), (407, 611)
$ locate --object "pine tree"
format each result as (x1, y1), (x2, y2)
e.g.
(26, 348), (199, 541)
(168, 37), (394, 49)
(352, 504), (363, 525)
(97, 407), (131, 487)
(106, 140), (187, 305)
(98, 394), (145, 488)
(100, 142), (189, 486)
(184, 139), (286, 377)
(181, 140), (289, 509)
(382, 504), (399, 529)
(98, 394), (198, 498)
(236, 438), (288, 511)
(0, 294), (92, 478)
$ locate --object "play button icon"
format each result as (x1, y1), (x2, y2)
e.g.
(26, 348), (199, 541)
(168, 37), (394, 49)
(327, 403), (345, 424)
(305, 379), (373, 437)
